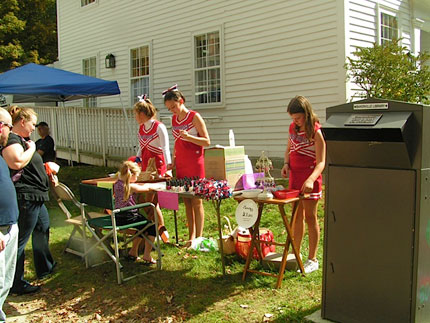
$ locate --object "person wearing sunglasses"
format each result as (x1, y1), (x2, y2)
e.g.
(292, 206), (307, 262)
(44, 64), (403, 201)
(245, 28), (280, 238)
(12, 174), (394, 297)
(0, 108), (19, 322)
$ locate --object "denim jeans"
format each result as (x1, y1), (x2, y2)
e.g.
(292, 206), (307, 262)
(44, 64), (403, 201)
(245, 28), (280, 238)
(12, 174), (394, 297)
(0, 223), (18, 322)
(12, 200), (55, 289)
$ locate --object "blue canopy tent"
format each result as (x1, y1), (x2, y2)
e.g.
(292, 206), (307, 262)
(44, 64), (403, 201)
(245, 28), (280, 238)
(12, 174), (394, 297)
(0, 63), (132, 165)
(0, 63), (120, 102)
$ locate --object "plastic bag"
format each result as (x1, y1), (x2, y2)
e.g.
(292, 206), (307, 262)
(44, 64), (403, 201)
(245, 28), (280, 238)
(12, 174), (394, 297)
(191, 237), (218, 252)
(44, 162), (60, 187)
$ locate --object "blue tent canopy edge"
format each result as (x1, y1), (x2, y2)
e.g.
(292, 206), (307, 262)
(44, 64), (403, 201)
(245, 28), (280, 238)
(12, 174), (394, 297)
(0, 63), (120, 103)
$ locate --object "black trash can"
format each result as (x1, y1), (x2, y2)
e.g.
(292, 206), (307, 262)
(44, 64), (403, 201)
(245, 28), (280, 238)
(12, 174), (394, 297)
(321, 98), (430, 323)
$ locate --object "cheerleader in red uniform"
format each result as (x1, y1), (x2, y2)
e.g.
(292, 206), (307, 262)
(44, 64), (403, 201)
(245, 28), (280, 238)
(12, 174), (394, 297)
(281, 96), (326, 274)
(133, 95), (170, 242)
(163, 85), (210, 247)
(134, 95), (171, 175)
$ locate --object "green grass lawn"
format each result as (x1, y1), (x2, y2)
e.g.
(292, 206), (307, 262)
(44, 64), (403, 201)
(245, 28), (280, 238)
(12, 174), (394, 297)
(8, 164), (324, 322)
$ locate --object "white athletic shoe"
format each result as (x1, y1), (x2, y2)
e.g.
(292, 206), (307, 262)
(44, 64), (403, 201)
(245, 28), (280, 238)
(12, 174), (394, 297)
(299, 259), (319, 274)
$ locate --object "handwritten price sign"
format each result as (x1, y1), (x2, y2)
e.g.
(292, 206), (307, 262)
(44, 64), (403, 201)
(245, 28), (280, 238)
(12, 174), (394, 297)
(235, 199), (258, 228)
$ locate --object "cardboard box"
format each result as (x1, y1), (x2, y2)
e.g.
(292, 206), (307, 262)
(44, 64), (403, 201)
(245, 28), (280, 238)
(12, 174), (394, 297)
(263, 252), (302, 271)
(204, 146), (245, 186)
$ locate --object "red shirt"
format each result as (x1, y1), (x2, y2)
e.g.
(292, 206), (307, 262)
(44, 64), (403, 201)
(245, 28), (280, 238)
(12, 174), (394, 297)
(172, 110), (205, 179)
(138, 120), (167, 176)
(288, 122), (322, 200)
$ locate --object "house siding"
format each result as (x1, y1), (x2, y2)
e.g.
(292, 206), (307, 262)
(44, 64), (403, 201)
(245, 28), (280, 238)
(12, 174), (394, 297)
(56, 0), (344, 158)
(56, 0), (417, 158)
(346, 0), (414, 99)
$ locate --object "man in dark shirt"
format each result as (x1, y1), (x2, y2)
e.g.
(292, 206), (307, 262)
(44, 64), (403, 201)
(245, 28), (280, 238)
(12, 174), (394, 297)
(35, 122), (56, 163)
(0, 108), (19, 322)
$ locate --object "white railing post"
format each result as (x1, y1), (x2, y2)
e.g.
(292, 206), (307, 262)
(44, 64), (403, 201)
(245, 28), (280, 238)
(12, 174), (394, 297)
(50, 108), (56, 142)
(101, 108), (107, 166)
(73, 107), (80, 163)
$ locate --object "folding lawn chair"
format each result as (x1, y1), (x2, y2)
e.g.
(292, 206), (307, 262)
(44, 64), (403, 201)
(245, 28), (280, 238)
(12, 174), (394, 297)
(51, 182), (106, 258)
(79, 183), (162, 284)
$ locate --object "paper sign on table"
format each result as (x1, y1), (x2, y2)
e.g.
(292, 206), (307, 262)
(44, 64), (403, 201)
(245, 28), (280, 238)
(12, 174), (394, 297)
(158, 191), (179, 210)
(97, 181), (114, 190)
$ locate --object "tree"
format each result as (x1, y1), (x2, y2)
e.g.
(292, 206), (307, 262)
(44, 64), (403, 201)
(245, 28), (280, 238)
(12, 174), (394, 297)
(0, 0), (26, 71)
(0, 0), (57, 72)
(345, 39), (430, 104)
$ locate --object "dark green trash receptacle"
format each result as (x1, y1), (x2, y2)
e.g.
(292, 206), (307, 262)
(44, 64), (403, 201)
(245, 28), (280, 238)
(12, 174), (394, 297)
(321, 98), (430, 323)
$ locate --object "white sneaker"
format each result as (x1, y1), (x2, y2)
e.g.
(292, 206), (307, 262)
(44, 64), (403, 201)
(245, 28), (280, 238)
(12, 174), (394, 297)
(298, 259), (319, 274)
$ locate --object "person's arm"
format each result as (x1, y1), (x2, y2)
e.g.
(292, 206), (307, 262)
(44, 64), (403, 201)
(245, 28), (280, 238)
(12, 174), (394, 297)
(36, 139), (45, 157)
(130, 183), (150, 194)
(301, 130), (326, 193)
(167, 146), (175, 170)
(158, 123), (171, 165)
(179, 113), (210, 147)
(281, 138), (291, 178)
(37, 137), (54, 158)
(2, 141), (36, 170)
(0, 232), (5, 252)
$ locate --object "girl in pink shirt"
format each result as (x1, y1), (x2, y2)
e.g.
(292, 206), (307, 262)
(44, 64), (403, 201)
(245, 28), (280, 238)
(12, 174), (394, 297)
(114, 161), (156, 264)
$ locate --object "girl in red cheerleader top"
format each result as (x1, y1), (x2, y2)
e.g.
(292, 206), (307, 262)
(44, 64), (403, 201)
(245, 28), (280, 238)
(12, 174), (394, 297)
(134, 95), (171, 176)
(281, 96), (326, 274)
(133, 95), (170, 242)
(163, 85), (211, 247)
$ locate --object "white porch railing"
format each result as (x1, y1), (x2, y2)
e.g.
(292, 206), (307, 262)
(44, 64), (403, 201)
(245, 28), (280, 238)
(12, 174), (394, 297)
(31, 106), (160, 167)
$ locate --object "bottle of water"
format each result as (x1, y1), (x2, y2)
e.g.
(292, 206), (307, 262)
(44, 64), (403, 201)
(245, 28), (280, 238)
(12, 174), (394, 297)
(229, 129), (235, 147)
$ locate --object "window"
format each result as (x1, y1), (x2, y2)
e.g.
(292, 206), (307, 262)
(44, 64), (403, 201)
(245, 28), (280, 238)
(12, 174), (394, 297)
(194, 31), (221, 105)
(81, 0), (96, 6)
(380, 12), (398, 45)
(82, 57), (97, 107)
(130, 46), (150, 104)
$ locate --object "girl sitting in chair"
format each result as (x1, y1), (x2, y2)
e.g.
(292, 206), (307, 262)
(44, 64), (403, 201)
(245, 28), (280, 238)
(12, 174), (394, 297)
(114, 161), (156, 264)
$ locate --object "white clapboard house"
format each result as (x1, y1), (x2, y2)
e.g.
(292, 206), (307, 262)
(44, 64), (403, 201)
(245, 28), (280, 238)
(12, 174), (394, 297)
(43, 0), (430, 164)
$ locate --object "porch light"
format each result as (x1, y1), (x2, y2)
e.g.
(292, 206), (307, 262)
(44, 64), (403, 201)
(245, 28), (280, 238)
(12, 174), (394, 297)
(105, 54), (116, 68)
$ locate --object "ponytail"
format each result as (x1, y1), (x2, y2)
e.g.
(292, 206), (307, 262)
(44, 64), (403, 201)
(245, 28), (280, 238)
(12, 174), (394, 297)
(133, 98), (157, 119)
(118, 161), (141, 201)
(8, 105), (37, 125)
(163, 89), (186, 104)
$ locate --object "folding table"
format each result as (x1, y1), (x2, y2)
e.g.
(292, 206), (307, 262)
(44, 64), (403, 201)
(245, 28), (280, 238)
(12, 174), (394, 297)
(234, 194), (305, 288)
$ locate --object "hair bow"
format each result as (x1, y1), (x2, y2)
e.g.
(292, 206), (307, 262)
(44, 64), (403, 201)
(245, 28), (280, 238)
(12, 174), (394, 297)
(137, 94), (147, 102)
(162, 84), (178, 97)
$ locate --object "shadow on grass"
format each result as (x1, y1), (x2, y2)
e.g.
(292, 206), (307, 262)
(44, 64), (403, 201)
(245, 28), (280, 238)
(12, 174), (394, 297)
(4, 164), (324, 321)
(5, 237), (266, 322)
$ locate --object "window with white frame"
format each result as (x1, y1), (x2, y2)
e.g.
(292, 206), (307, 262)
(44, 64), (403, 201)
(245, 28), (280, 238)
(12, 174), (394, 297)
(380, 11), (399, 45)
(194, 31), (221, 105)
(81, 0), (96, 6)
(130, 46), (150, 104)
(82, 57), (97, 107)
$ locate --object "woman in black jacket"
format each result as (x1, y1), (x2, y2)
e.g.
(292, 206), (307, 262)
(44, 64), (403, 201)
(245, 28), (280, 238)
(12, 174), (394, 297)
(2, 106), (55, 295)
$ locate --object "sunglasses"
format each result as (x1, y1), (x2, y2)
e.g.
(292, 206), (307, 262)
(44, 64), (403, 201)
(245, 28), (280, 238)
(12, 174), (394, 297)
(0, 121), (13, 130)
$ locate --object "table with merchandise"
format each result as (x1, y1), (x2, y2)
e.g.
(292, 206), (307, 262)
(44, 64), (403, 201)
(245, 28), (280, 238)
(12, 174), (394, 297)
(81, 176), (232, 276)
(234, 191), (305, 289)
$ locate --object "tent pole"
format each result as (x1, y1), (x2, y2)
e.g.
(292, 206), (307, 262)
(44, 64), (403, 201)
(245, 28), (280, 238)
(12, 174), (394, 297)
(62, 101), (73, 167)
(119, 95), (137, 156)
